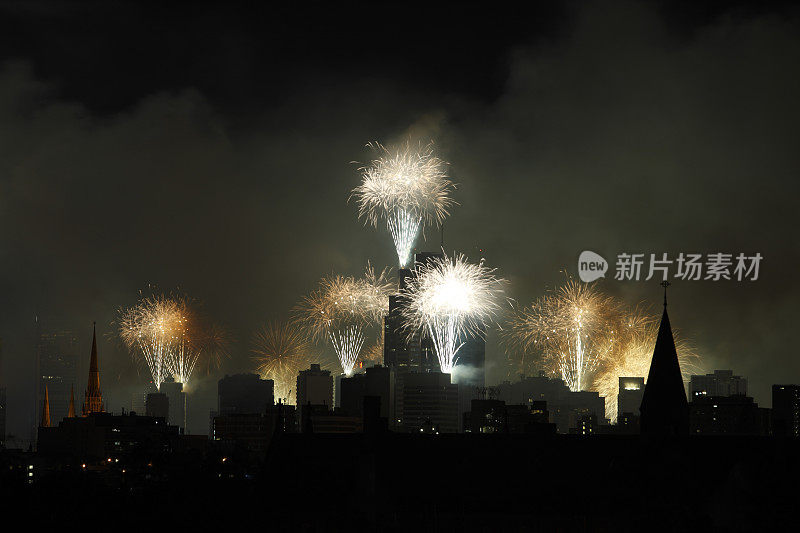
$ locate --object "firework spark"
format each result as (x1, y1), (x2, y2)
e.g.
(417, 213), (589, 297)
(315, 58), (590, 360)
(351, 142), (456, 267)
(252, 321), (317, 404)
(119, 295), (182, 389)
(504, 281), (627, 392)
(504, 280), (703, 422)
(119, 292), (227, 389)
(403, 254), (505, 373)
(294, 264), (393, 376)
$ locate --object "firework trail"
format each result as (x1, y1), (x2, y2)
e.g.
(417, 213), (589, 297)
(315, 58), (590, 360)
(119, 295), (183, 389)
(294, 264), (393, 376)
(351, 142), (456, 267)
(119, 292), (228, 389)
(504, 280), (702, 422)
(252, 321), (317, 404)
(504, 281), (626, 392)
(403, 253), (505, 373)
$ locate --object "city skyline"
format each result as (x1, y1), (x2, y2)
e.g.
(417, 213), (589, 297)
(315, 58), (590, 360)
(1, 1), (798, 440)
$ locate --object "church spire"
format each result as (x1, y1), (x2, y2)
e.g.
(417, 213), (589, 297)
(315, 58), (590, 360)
(41, 385), (51, 428)
(68, 385), (76, 418)
(82, 322), (104, 416)
(640, 285), (688, 436)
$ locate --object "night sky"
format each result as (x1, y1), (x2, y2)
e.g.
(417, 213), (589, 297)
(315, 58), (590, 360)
(1, 0), (798, 438)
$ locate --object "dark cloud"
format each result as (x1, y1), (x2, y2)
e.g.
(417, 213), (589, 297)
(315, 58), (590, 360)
(1, 1), (798, 438)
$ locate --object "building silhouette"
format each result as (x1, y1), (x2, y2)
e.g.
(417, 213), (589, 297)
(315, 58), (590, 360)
(771, 384), (800, 438)
(640, 291), (689, 436)
(297, 364), (333, 417)
(81, 324), (104, 416)
(34, 322), (79, 431)
(400, 372), (459, 433)
(159, 378), (185, 431)
(689, 395), (770, 435)
(146, 392), (169, 420)
(495, 372), (606, 433)
(689, 370), (747, 400)
(217, 373), (274, 415)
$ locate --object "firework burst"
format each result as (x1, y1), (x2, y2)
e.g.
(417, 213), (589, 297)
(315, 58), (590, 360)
(504, 281), (628, 392)
(351, 142), (456, 267)
(403, 253), (505, 373)
(294, 264), (393, 376)
(504, 280), (703, 422)
(252, 321), (317, 404)
(119, 292), (228, 389)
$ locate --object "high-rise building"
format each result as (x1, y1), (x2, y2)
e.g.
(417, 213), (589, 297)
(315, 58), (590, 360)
(689, 395), (770, 435)
(130, 392), (147, 415)
(159, 379), (185, 431)
(296, 364), (333, 411)
(35, 322), (79, 429)
(400, 372), (459, 433)
(772, 384), (800, 438)
(146, 393), (169, 420)
(618, 377), (645, 424)
(81, 324), (104, 416)
(689, 370), (747, 400)
(640, 294), (689, 436)
(217, 373), (274, 415)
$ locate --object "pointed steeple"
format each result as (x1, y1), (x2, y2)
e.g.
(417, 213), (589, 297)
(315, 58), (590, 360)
(41, 386), (51, 428)
(68, 385), (76, 418)
(82, 322), (104, 416)
(640, 285), (689, 436)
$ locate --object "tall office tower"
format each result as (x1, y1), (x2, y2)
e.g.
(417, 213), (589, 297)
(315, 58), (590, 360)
(0, 386), (6, 447)
(130, 392), (147, 415)
(772, 384), (800, 438)
(400, 371), (459, 433)
(81, 324), (104, 416)
(296, 364), (333, 410)
(218, 373), (274, 415)
(618, 377), (645, 420)
(159, 378), (186, 431)
(35, 320), (79, 429)
(146, 392), (169, 420)
(689, 370), (748, 400)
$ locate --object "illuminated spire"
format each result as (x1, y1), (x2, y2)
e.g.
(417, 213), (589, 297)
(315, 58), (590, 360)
(68, 385), (76, 418)
(41, 386), (51, 428)
(82, 322), (104, 416)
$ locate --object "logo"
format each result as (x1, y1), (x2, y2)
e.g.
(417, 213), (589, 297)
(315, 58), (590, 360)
(578, 251), (608, 282)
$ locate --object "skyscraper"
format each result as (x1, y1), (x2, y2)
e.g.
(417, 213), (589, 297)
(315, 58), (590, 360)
(772, 384), (800, 438)
(618, 377), (645, 423)
(400, 372), (459, 433)
(159, 378), (185, 430)
(640, 290), (689, 436)
(82, 324), (104, 416)
(35, 321), (79, 429)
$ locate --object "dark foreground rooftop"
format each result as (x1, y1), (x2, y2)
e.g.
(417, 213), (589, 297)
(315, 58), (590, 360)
(3, 432), (797, 531)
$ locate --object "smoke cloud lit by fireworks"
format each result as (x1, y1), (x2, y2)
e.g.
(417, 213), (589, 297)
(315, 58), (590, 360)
(351, 142), (456, 267)
(294, 264), (393, 376)
(402, 253), (505, 373)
